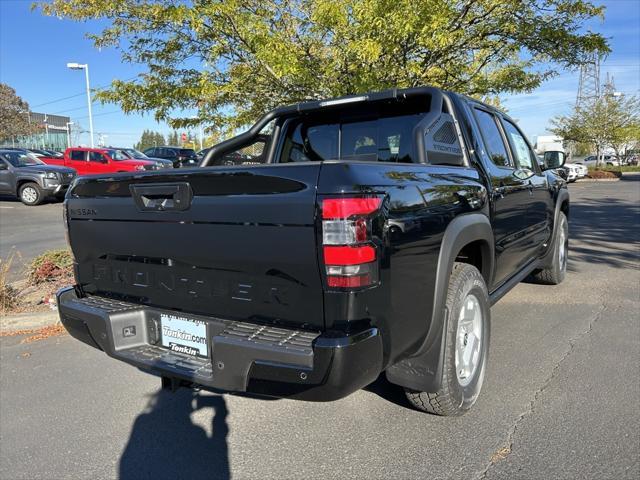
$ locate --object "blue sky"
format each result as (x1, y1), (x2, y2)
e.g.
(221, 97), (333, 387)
(1, 0), (638, 147)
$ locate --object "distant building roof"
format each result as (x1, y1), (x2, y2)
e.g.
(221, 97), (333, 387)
(29, 112), (71, 131)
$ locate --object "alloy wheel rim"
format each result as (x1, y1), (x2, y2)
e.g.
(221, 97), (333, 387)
(558, 222), (567, 270)
(455, 293), (483, 387)
(22, 187), (37, 203)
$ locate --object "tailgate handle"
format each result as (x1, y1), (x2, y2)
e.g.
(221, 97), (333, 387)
(130, 183), (192, 211)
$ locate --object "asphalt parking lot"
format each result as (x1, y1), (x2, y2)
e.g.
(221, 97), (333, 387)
(1, 177), (639, 480)
(0, 196), (67, 279)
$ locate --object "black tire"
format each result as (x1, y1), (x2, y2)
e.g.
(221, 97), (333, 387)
(18, 182), (44, 206)
(532, 212), (568, 285)
(405, 262), (490, 416)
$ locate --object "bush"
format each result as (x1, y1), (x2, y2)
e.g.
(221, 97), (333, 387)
(587, 169), (621, 179)
(0, 252), (20, 313)
(29, 249), (73, 284)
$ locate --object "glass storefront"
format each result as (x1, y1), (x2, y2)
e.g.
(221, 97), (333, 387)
(0, 112), (71, 151)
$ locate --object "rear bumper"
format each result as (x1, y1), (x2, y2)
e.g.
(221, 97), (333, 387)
(57, 287), (383, 401)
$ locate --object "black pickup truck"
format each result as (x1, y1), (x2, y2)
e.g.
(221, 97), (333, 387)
(57, 87), (568, 416)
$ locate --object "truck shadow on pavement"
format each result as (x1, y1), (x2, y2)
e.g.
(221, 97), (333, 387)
(566, 193), (639, 271)
(119, 389), (230, 480)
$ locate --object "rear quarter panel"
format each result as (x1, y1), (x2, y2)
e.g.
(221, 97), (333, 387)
(317, 161), (489, 366)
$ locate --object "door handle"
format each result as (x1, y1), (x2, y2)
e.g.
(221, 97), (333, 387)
(130, 183), (193, 211)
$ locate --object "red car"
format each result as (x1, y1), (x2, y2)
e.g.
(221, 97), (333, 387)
(41, 147), (157, 175)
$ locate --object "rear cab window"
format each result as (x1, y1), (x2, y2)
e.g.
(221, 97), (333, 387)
(278, 102), (427, 164)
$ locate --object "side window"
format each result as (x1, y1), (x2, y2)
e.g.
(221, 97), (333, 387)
(89, 152), (106, 163)
(473, 109), (511, 167)
(69, 150), (86, 161)
(501, 119), (535, 170)
(144, 148), (154, 156)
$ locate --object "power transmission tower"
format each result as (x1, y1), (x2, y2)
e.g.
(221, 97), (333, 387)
(576, 53), (601, 109)
(567, 53), (602, 161)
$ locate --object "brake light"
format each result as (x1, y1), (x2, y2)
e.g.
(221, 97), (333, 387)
(321, 197), (381, 289)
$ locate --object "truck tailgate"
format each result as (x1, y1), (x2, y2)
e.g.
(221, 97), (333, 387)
(66, 164), (324, 330)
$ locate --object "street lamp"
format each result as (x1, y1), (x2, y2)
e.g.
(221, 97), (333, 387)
(66, 122), (74, 148)
(67, 62), (94, 148)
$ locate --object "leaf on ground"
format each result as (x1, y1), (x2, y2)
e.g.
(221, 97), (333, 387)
(1, 323), (67, 343)
(490, 446), (512, 464)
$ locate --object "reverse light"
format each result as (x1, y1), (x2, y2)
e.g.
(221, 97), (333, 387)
(321, 196), (382, 289)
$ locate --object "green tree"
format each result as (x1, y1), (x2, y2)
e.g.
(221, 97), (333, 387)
(39, 0), (608, 130)
(154, 131), (166, 146)
(0, 83), (36, 142)
(167, 131), (180, 146)
(134, 129), (166, 151)
(552, 88), (640, 168)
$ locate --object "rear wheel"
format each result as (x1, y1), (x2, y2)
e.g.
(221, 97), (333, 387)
(532, 212), (568, 285)
(405, 262), (490, 416)
(19, 182), (44, 206)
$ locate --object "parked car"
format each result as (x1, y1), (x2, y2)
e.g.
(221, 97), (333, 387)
(142, 146), (199, 167)
(0, 149), (76, 205)
(58, 87), (569, 416)
(577, 155), (620, 167)
(562, 163), (588, 182)
(40, 147), (158, 175)
(115, 148), (174, 169)
(44, 149), (64, 158)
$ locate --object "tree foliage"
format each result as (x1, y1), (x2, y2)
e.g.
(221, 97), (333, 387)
(38, 0), (609, 129)
(0, 83), (36, 141)
(167, 131), (180, 146)
(134, 129), (166, 151)
(552, 87), (640, 167)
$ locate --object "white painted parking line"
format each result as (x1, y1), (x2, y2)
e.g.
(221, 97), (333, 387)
(0, 206), (15, 209)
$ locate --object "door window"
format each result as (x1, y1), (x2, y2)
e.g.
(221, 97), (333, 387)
(69, 150), (86, 161)
(473, 109), (511, 167)
(89, 152), (106, 163)
(501, 119), (535, 170)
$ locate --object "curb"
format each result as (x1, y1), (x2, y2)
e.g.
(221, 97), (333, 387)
(575, 178), (620, 183)
(0, 310), (60, 334)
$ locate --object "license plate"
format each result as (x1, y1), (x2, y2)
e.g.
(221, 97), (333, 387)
(160, 314), (208, 358)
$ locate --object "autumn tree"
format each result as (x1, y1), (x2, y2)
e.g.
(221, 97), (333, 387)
(0, 83), (36, 142)
(38, 0), (608, 130)
(552, 87), (640, 168)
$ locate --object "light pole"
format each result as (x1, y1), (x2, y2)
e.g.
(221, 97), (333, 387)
(67, 62), (94, 148)
(66, 122), (74, 148)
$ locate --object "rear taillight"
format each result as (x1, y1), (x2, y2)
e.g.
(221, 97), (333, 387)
(321, 196), (382, 289)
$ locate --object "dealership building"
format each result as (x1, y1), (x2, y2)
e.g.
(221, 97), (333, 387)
(3, 112), (72, 151)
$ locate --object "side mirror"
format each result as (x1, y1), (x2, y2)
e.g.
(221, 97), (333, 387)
(543, 151), (566, 170)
